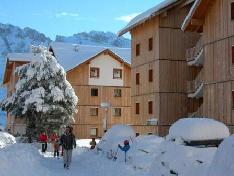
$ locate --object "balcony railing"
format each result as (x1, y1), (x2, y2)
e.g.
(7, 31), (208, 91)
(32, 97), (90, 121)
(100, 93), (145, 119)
(187, 69), (204, 98)
(186, 36), (204, 66)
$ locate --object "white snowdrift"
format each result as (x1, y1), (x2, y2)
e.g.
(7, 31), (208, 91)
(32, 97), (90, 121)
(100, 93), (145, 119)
(97, 125), (135, 162)
(149, 141), (217, 176)
(0, 132), (16, 148)
(168, 118), (230, 141)
(208, 135), (234, 176)
(133, 135), (164, 170)
(0, 144), (50, 176)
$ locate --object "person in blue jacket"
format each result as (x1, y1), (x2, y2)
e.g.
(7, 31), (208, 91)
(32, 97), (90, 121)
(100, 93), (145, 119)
(118, 140), (130, 163)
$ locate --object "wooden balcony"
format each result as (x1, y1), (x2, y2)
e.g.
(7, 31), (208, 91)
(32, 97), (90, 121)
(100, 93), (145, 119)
(188, 105), (203, 118)
(186, 36), (204, 66)
(187, 69), (204, 98)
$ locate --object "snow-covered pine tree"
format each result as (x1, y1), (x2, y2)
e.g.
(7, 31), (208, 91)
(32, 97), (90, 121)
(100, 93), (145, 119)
(0, 45), (78, 141)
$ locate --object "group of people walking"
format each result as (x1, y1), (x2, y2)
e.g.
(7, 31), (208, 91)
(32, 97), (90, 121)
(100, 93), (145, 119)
(38, 126), (76, 169)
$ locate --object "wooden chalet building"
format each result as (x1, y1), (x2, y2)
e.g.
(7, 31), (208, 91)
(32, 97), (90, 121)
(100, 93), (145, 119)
(118, 0), (202, 136)
(2, 43), (133, 138)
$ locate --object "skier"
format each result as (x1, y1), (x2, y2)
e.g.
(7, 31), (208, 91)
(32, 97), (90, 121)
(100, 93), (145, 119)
(118, 140), (130, 163)
(51, 132), (60, 158)
(90, 138), (97, 149)
(39, 131), (48, 153)
(60, 126), (76, 169)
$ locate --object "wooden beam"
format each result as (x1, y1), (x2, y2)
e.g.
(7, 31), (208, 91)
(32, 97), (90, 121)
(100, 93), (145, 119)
(179, 0), (195, 8)
(190, 18), (204, 26)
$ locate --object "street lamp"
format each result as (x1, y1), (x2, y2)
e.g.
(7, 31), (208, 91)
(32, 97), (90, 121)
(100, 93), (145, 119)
(100, 102), (111, 133)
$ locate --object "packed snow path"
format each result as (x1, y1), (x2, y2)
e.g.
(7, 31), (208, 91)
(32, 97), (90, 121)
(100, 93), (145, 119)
(40, 147), (147, 176)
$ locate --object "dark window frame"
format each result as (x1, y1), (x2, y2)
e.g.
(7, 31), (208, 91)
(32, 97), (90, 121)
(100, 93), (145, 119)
(90, 67), (100, 78)
(149, 69), (153, 82)
(90, 107), (98, 116)
(136, 103), (140, 114)
(136, 43), (140, 56)
(136, 73), (140, 85)
(149, 37), (153, 51)
(113, 108), (122, 117)
(231, 3), (234, 20)
(113, 69), (122, 79)
(148, 101), (153, 114)
(91, 88), (98, 96)
(114, 89), (122, 97)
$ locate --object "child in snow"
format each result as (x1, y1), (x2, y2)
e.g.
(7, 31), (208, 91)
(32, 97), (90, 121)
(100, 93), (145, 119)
(90, 138), (97, 149)
(39, 131), (48, 153)
(60, 126), (76, 169)
(118, 140), (130, 163)
(51, 132), (60, 158)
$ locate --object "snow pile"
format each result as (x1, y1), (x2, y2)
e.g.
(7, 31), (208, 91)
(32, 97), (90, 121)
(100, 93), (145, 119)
(133, 135), (164, 170)
(149, 141), (217, 176)
(76, 139), (100, 148)
(0, 144), (50, 176)
(0, 132), (16, 148)
(208, 135), (234, 176)
(167, 118), (230, 141)
(97, 125), (135, 162)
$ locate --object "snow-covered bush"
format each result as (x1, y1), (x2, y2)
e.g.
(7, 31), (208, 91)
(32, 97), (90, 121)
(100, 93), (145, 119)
(0, 132), (16, 148)
(0, 45), (78, 138)
(167, 118), (230, 142)
(96, 125), (135, 162)
(208, 135), (234, 176)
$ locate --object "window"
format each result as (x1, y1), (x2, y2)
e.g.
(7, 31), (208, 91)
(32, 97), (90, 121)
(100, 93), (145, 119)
(232, 46), (234, 63)
(90, 108), (98, 116)
(112, 108), (121, 117)
(113, 69), (122, 79)
(232, 3), (234, 20)
(149, 69), (153, 82)
(149, 38), (153, 51)
(136, 103), (140, 114)
(91, 88), (98, 96)
(136, 73), (140, 85)
(90, 67), (100, 78)
(148, 101), (153, 114)
(232, 91), (234, 109)
(114, 89), (122, 97)
(135, 133), (140, 137)
(90, 128), (98, 136)
(136, 43), (140, 56)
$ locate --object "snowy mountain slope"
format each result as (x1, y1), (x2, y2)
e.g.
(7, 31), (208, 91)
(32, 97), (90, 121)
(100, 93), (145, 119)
(55, 31), (131, 48)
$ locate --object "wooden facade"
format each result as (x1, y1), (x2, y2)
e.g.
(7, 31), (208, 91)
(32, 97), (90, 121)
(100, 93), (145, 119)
(183, 0), (234, 133)
(119, 0), (204, 136)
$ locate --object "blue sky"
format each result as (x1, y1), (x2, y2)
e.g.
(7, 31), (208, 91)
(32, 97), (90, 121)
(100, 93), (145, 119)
(0, 0), (164, 40)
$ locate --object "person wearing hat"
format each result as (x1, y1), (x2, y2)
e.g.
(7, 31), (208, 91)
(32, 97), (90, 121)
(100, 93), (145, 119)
(118, 140), (130, 163)
(60, 126), (76, 169)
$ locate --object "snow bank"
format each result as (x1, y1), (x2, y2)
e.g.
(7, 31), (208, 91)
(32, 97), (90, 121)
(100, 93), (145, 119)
(133, 135), (164, 170)
(0, 144), (50, 176)
(76, 139), (100, 148)
(167, 118), (230, 141)
(97, 125), (135, 162)
(149, 141), (217, 176)
(208, 135), (234, 176)
(0, 132), (16, 148)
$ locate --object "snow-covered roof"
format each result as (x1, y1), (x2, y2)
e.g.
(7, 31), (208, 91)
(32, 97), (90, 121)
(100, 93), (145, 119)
(7, 53), (38, 62)
(181, 0), (202, 31)
(118, 0), (179, 36)
(50, 42), (131, 71)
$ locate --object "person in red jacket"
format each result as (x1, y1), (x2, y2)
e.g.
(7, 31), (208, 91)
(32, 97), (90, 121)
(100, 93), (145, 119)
(51, 132), (60, 158)
(39, 131), (48, 153)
